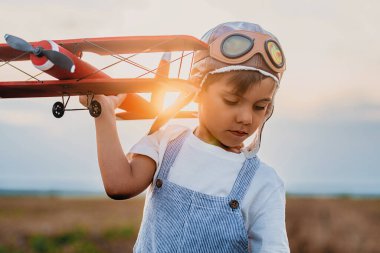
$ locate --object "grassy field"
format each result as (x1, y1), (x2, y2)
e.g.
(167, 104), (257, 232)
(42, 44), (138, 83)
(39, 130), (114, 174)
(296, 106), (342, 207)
(0, 196), (379, 253)
(286, 197), (380, 253)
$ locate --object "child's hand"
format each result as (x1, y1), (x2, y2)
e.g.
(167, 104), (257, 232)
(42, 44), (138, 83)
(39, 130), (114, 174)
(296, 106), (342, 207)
(79, 94), (127, 114)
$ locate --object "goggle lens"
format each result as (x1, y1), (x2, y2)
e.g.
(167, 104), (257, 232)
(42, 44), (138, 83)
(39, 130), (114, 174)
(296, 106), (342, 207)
(266, 41), (284, 68)
(221, 35), (253, 59)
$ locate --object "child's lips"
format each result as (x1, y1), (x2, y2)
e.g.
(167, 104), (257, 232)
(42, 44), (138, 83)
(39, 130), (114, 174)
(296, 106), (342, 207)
(229, 130), (248, 137)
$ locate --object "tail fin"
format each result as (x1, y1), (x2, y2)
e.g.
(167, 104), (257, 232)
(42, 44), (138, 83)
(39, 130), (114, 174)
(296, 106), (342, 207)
(155, 52), (171, 78)
(117, 52), (171, 120)
(148, 52), (200, 134)
(151, 52), (171, 113)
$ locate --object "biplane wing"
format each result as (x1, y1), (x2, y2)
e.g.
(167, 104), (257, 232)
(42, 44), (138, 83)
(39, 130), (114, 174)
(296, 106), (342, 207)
(0, 35), (208, 61)
(0, 78), (196, 98)
(0, 34), (206, 132)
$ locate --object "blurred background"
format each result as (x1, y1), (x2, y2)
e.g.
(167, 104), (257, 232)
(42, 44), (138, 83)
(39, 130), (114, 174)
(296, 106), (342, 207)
(0, 0), (379, 252)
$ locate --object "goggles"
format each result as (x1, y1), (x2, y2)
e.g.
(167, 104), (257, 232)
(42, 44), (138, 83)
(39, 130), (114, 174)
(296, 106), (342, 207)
(194, 30), (286, 74)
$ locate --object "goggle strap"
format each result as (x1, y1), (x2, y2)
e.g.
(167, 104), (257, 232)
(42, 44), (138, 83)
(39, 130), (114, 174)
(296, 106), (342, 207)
(207, 65), (280, 85)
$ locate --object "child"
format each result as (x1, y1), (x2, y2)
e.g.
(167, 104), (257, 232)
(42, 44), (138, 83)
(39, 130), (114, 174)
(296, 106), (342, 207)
(82, 21), (289, 252)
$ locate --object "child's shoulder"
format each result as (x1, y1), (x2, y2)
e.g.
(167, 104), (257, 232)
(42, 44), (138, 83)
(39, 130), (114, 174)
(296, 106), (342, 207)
(138, 124), (189, 145)
(255, 160), (285, 190)
(242, 160), (286, 212)
(148, 124), (191, 146)
(158, 124), (190, 139)
(128, 124), (190, 163)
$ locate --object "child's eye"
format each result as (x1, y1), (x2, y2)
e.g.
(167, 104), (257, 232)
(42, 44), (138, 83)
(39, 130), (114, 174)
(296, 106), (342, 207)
(223, 98), (239, 105)
(254, 105), (266, 110)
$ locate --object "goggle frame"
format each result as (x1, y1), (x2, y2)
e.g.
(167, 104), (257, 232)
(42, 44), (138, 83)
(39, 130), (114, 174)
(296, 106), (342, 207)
(195, 30), (286, 74)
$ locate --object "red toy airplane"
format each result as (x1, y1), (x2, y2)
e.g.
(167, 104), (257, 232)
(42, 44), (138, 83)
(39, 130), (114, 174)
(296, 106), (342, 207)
(0, 34), (207, 133)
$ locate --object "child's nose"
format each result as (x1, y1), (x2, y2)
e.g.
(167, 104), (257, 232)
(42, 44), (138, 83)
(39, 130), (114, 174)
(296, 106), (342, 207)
(235, 107), (253, 125)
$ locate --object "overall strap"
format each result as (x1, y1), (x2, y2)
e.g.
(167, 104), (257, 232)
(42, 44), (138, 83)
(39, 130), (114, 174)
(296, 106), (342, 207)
(157, 130), (190, 180)
(228, 157), (260, 201)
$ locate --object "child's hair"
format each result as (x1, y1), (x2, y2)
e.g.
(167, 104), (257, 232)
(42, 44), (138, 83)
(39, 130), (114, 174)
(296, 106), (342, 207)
(201, 70), (269, 96)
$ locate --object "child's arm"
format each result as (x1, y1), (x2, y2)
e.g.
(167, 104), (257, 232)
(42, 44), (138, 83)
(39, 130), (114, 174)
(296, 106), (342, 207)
(249, 182), (289, 253)
(80, 94), (156, 200)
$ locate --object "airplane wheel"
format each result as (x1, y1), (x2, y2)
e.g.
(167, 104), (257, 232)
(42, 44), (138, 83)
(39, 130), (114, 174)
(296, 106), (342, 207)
(89, 100), (101, 118)
(52, 102), (65, 118)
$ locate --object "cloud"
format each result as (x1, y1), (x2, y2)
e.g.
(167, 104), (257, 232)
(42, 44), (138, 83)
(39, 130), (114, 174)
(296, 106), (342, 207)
(273, 87), (380, 122)
(0, 108), (48, 126)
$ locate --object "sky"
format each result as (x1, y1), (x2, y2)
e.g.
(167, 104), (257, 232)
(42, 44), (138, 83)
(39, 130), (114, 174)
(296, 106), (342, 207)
(0, 0), (379, 195)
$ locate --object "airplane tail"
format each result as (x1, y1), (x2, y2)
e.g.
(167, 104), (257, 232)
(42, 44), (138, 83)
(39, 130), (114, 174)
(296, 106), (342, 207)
(148, 52), (199, 134)
(116, 52), (198, 134)
(116, 52), (171, 120)
(151, 52), (171, 113)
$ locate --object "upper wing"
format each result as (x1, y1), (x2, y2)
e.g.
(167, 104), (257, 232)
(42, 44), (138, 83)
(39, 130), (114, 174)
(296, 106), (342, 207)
(0, 35), (208, 61)
(0, 78), (197, 98)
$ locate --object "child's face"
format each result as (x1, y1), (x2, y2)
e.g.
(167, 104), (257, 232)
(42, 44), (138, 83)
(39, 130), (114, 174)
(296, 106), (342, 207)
(196, 72), (276, 150)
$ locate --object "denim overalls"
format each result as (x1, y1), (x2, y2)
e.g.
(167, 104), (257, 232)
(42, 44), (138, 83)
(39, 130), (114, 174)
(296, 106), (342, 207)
(134, 130), (260, 253)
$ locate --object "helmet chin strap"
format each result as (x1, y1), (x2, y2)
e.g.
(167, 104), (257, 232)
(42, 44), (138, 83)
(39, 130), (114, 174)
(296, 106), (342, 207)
(242, 87), (278, 157)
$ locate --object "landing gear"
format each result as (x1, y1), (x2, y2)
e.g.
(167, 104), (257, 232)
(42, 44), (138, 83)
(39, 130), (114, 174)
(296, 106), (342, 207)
(51, 94), (102, 118)
(89, 100), (101, 118)
(52, 101), (65, 118)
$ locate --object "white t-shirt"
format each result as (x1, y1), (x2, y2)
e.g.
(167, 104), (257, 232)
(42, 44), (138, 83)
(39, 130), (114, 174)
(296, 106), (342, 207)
(128, 124), (290, 253)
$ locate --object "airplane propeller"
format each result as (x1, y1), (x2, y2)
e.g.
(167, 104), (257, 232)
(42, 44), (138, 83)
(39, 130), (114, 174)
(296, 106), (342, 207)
(4, 34), (75, 73)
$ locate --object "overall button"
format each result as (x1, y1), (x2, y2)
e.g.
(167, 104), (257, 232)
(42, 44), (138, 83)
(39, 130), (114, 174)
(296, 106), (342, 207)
(156, 179), (163, 188)
(229, 199), (239, 209)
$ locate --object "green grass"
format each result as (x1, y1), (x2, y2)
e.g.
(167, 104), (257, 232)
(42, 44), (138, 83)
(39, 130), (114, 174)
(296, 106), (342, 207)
(28, 227), (102, 253)
(103, 226), (135, 240)
(0, 245), (23, 253)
